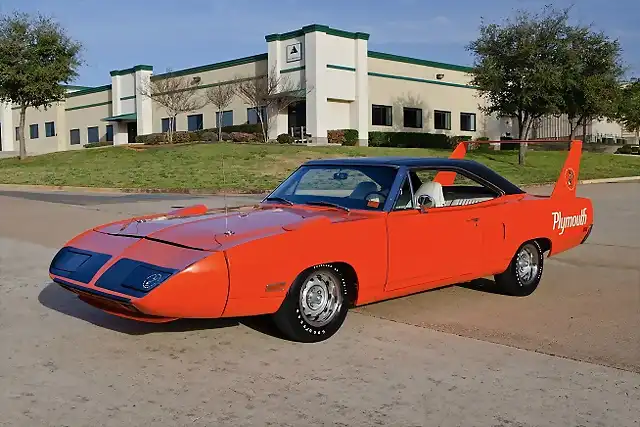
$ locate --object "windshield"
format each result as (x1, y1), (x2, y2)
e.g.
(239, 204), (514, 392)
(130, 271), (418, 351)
(265, 164), (399, 211)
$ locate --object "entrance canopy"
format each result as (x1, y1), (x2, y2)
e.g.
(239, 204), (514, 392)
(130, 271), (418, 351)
(101, 113), (137, 122)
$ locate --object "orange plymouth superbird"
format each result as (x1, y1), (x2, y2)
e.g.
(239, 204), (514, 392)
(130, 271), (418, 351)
(49, 140), (593, 342)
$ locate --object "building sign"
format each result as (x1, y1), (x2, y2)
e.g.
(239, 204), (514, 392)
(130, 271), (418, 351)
(286, 42), (302, 63)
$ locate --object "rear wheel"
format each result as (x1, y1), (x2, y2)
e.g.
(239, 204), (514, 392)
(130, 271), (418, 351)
(272, 265), (349, 343)
(494, 240), (544, 296)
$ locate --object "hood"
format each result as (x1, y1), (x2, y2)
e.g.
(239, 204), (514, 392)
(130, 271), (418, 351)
(95, 205), (357, 251)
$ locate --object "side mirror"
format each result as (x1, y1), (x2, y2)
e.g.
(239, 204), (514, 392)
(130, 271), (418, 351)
(417, 194), (434, 213)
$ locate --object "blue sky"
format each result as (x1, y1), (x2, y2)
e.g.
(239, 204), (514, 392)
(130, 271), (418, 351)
(1, 0), (638, 87)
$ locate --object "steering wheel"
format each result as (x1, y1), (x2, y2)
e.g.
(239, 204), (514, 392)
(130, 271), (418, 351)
(363, 191), (387, 208)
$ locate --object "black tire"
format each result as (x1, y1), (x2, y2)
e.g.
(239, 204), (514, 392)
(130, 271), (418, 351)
(272, 265), (349, 343)
(494, 240), (544, 297)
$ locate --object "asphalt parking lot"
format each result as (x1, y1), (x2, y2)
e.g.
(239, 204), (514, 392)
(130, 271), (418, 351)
(0, 183), (639, 426)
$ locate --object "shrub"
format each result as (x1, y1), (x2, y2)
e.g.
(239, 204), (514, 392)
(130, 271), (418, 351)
(136, 133), (166, 145)
(84, 141), (113, 149)
(229, 132), (257, 143)
(327, 129), (345, 144)
(277, 133), (295, 144)
(172, 131), (192, 143)
(368, 131), (450, 149)
(342, 129), (359, 146)
(616, 144), (640, 155)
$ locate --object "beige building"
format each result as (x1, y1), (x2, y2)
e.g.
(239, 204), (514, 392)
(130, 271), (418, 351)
(0, 24), (631, 155)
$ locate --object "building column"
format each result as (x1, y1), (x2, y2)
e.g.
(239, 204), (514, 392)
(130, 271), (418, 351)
(55, 102), (67, 151)
(353, 38), (369, 146)
(135, 69), (153, 136)
(113, 122), (128, 146)
(267, 39), (286, 140)
(1, 102), (15, 152)
(304, 31), (328, 144)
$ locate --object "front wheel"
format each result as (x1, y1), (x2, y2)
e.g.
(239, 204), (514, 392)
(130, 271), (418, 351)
(272, 265), (349, 343)
(494, 240), (544, 296)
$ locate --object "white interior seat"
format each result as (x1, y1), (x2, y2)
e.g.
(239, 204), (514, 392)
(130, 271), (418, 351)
(412, 181), (445, 208)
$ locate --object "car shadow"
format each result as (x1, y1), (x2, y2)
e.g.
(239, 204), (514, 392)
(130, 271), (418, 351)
(38, 282), (285, 338)
(458, 277), (510, 295)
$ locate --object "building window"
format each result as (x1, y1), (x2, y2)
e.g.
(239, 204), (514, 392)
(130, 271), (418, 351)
(161, 117), (176, 133)
(434, 110), (452, 130)
(106, 125), (113, 142)
(187, 114), (203, 131)
(460, 112), (476, 132)
(216, 110), (234, 128)
(372, 105), (392, 126)
(87, 126), (99, 143)
(45, 121), (56, 137)
(29, 124), (39, 139)
(70, 129), (80, 145)
(247, 107), (267, 125)
(403, 107), (422, 128)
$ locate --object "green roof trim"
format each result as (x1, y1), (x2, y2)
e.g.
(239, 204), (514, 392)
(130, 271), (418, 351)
(63, 84), (95, 91)
(281, 66), (305, 73)
(151, 53), (268, 80)
(368, 51), (473, 73)
(102, 113), (137, 122)
(368, 71), (477, 89)
(266, 24), (370, 42)
(327, 64), (356, 72)
(66, 101), (113, 111)
(65, 84), (112, 98)
(110, 65), (154, 76)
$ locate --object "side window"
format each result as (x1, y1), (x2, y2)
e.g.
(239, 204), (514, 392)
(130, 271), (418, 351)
(444, 171), (500, 207)
(393, 168), (499, 210)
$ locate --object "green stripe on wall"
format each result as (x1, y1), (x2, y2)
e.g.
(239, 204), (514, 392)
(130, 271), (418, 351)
(120, 95), (136, 100)
(327, 64), (356, 72)
(368, 51), (473, 73)
(281, 66), (305, 73)
(65, 101), (113, 111)
(368, 72), (477, 89)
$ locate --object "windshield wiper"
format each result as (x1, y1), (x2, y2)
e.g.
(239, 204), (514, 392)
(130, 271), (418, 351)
(303, 201), (350, 212)
(264, 196), (294, 205)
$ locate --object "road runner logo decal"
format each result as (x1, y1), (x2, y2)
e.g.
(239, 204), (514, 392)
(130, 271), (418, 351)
(552, 208), (588, 235)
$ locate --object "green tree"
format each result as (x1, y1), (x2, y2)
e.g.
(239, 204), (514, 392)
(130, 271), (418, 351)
(467, 6), (569, 165)
(617, 79), (640, 144)
(0, 11), (82, 159)
(560, 25), (624, 141)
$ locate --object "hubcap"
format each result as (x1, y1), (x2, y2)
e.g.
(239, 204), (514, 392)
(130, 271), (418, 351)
(299, 271), (343, 327)
(516, 244), (540, 286)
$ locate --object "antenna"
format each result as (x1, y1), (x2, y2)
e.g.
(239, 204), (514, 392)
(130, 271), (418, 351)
(222, 147), (234, 235)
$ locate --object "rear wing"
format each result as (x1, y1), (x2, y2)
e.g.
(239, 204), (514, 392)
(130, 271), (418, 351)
(433, 139), (583, 199)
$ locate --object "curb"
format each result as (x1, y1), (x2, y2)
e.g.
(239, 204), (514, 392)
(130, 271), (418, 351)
(578, 176), (640, 184)
(0, 183), (268, 197)
(0, 176), (639, 196)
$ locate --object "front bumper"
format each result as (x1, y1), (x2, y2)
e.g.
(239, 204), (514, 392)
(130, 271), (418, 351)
(49, 236), (230, 320)
(53, 278), (178, 323)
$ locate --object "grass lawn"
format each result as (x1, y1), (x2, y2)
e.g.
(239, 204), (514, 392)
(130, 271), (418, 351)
(1, 142), (639, 193)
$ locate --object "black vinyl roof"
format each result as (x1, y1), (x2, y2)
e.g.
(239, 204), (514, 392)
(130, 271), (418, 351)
(303, 156), (525, 195)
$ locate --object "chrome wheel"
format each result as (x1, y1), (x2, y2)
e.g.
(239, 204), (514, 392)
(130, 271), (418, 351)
(299, 271), (343, 328)
(516, 243), (540, 286)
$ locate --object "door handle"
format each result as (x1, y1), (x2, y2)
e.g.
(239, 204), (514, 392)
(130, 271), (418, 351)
(467, 217), (480, 222)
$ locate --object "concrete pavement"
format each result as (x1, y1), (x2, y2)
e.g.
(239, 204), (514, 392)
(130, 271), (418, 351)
(0, 183), (639, 426)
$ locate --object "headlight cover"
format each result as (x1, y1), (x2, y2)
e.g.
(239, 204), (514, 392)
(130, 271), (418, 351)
(49, 247), (112, 284)
(95, 259), (178, 298)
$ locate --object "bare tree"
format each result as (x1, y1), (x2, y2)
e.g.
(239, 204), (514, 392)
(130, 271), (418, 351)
(235, 64), (313, 142)
(139, 69), (206, 143)
(205, 81), (236, 141)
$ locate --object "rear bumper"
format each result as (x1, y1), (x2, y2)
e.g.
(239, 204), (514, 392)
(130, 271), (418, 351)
(581, 224), (593, 244)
